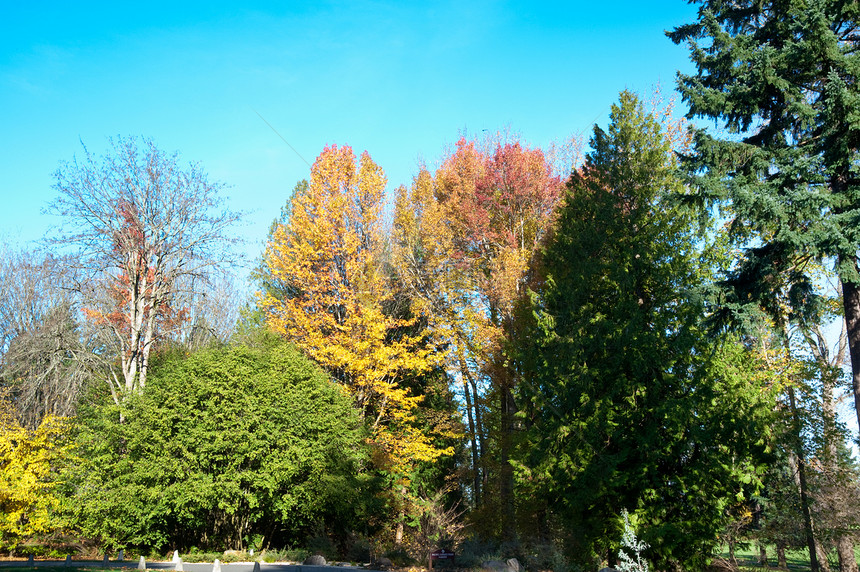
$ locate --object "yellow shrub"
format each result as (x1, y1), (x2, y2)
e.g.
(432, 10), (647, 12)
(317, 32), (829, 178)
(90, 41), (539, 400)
(0, 402), (68, 540)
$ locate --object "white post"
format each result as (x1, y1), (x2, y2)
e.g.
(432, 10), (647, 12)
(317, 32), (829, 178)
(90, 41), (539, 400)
(138, 557), (146, 570)
(213, 559), (222, 572)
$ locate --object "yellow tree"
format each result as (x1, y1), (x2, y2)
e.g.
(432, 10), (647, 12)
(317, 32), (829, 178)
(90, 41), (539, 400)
(261, 144), (452, 484)
(0, 398), (68, 544)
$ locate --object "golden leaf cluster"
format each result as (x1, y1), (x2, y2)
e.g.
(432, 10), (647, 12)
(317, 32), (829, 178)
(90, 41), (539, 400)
(261, 145), (451, 478)
(391, 136), (564, 389)
(0, 400), (68, 540)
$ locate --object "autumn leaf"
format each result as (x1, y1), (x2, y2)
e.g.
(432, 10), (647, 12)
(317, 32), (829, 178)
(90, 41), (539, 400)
(261, 145), (451, 479)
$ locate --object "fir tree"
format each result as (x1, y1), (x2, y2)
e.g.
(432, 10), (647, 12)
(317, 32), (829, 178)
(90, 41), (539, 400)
(668, 0), (860, 432)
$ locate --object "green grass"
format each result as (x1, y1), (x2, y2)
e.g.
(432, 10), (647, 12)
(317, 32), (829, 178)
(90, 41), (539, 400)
(716, 545), (812, 571)
(713, 543), (860, 572)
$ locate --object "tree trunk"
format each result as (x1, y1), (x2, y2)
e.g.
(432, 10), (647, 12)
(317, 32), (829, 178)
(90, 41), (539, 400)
(395, 485), (407, 546)
(459, 355), (481, 508)
(395, 520), (404, 546)
(837, 536), (858, 572)
(805, 318), (856, 572)
(841, 278), (860, 435)
(817, 542), (832, 572)
(759, 543), (768, 567)
(499, 380), (517, 543)
(788, 385), (821, 572)
(777, 543), (787, 569)
(467, 373), (488, 493)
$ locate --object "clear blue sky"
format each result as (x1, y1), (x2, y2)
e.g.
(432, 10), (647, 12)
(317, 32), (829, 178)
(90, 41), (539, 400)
(1, 1), (698, 276)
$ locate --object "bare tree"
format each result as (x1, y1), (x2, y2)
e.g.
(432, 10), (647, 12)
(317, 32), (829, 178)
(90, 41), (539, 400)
(48, 136), (241, 405)
(0, 247), (93, 429)
(802, 319), (860, 572)
(173, 270), (244, 350)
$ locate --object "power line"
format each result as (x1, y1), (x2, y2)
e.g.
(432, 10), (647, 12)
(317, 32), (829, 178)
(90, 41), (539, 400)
(252, 109), (312, 168)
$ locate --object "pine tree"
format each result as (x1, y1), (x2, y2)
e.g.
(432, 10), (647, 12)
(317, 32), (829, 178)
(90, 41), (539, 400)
(519, 91), (774, 569)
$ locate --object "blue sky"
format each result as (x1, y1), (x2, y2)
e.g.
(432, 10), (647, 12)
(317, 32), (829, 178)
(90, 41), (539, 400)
(1, 1), (698, 275)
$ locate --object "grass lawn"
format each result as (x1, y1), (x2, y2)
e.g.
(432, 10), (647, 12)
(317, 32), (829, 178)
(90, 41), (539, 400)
(714, 544), (860, 571)
(716, 545), (812, 571)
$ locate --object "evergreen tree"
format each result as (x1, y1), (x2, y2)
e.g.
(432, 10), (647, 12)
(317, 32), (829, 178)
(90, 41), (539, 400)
(668, 0), (860, 432)
(518, 91), (774, 569)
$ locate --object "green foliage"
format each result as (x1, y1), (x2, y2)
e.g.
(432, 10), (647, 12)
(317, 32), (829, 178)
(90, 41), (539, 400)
(181, 550), (252, 563)
(668, 0), (860, 332)
(62, 343), (373, 551)
(261, 547), (310, 563)
(517, 91), (776, 570)
(251, 179), (310, 303)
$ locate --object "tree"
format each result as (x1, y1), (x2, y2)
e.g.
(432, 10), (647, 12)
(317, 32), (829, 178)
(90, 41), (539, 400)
(667, 0), (860, 440)
(253, 179), (310, 304)
(48, 137), (241, 406)
(391, 136), (564, 539)
(797, 289), (860, 572)
(173, 270), (243, 351)
(517, 91), (775, 569)
(0, 247), (95, 429)
(0, 398), (68, 547)
(64, 343), (370, 551)
(260, 145), (452, 491)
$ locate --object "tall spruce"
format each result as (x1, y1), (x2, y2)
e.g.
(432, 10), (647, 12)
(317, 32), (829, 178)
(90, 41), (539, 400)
(518, 91), (774, 569)
(668, 0), (860, 430)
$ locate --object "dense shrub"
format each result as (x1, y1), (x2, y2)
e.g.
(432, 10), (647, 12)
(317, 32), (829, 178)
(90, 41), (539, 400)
(62, 343), (372, 551)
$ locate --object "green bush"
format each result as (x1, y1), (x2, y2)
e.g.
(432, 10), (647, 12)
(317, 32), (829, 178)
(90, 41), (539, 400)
(261, 548), (308, 563)
(63, 343), (372, 551)
(305, 534), (338, 560)
(455, 538), (500, 569)
(182, 552), (236, 563)
(344, 537), (371, 563)
(382, 547), (415, 567)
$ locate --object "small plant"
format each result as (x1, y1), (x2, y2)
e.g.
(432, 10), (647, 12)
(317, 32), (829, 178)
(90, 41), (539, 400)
(261, 548), (307, 563)
(617, 509), (649, 572)
(245, 534), (265, 553)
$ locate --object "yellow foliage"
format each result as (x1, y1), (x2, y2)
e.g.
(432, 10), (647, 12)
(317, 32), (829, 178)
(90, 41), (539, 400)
(261, 145), (451, 478)
(0, 401), (68, 541)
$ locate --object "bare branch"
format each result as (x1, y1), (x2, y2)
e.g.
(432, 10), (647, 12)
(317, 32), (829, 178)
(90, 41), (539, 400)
(46, 136), (242, 405)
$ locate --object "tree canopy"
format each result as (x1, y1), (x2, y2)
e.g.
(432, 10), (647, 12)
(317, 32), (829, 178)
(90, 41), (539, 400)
(48, 137), (242, 405)
(668, 0), (860, 427)
(64, 343), (370, 551)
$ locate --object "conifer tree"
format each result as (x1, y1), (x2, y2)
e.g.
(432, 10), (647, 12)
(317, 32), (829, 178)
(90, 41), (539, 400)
(519, 91), (774, 569)
(668, 0), (860, 430)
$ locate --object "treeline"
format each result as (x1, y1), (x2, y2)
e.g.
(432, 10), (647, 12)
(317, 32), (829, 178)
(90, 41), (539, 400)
(2, 2), (860, 571)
